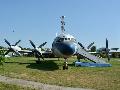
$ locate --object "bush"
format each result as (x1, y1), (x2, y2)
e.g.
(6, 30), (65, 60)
(0, 50), (5, 67)
(0, 56), (5, 66)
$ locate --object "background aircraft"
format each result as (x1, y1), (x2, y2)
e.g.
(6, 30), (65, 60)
(4, 39), (32, 57)
(96, 38), (110, 61)
(4, 39), (22, 56)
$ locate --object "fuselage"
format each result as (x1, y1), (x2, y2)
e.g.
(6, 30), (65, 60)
(11, 45), (21, 51)
(52, 33), (78, 58)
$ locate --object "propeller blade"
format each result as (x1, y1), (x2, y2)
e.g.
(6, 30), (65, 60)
(106, 51), (110, 61)
(34, 49), (44, 60)
(87, 42), (94, 49)
(4, 39), (11, 46)
(106, 38), (108, 49)
(38, 42), (47, 48)
(15, 40), (21, 46)
(40, 54), (44, 60)
(29, 40), (36, 48)
(105, 38), (110, 61)
(78, 42), (85, 49)
(4, 49), (11, 55)
(12, 49), (21, 56)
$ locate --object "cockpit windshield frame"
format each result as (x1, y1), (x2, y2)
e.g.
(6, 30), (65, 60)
(55, 37), (76, 43)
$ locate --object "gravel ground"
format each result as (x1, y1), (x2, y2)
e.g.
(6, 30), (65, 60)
(0, 75), (94, 90)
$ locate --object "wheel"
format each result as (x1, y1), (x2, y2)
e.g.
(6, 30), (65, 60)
(36, 60), (41, 64)
(63, 65), (68, 70)
(63, 66), (65, 70)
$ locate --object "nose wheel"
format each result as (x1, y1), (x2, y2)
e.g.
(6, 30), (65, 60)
(63, 58), (68, 70)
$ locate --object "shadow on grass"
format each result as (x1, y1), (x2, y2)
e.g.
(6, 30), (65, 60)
(68, 63), (75, 67)
(26, 60), (59, 71)
(5, 61), (32, 64)
(5, 59), (60, 71)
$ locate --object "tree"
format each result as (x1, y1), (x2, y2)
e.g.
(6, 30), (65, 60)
(90, 46), (96, 52)
(0, 56), (5, 66)
(0, 50), (5, 68)
(0, 46), (4, 49)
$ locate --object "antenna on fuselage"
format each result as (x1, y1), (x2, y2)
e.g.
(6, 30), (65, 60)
(60, 16), (65, 33)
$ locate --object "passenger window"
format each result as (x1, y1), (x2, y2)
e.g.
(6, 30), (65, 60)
(65, 38), (67, 40)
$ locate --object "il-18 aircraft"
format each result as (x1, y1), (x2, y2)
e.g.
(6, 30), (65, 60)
(51, 16), (110, 69)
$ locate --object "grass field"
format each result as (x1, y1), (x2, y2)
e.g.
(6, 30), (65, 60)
(0, 57), (120, 90)
(0, 82), (35, 90)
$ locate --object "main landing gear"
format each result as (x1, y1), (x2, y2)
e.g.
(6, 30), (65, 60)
(63, 58), (68, 70)
(36, 58), (41, 64)
(36, 55), (44, 64)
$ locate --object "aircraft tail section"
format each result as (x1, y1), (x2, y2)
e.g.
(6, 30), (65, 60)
(77, 45), (107, 64)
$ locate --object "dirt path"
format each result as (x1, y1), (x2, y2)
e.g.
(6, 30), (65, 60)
(0, 75), (94, 90)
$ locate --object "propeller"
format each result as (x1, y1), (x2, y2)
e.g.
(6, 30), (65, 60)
(4, 39), (11, 46)
(32, 49), (44, 60)
(14, 40), (21, 46)
(105, 38), (110, 61)
(4, 49), (11, 55)
(4, 39), (21, 56)
(87, 42), (94, 49)
(29, 40), (36, 48)
(13, 50), (21, 56)
(38, 42), (47, 48)
(29, 40), (47, 60)
(78, 42), (85, 49)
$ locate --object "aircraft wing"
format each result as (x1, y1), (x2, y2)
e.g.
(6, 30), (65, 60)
(88, 52), (99, 54)
(19, 50), (32, 53)
(77, 44), (107, 64)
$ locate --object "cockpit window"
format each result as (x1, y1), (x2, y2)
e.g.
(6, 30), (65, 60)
(56, 37), (76, 42)
(71, 38), (76, 42)
(56, 37), (64, 42)
(60, 38), (64, 41)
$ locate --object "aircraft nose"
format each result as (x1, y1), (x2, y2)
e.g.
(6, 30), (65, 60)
(59, 42), (76, 56)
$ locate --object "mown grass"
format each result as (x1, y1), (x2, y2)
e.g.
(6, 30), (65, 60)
(0, 82), (35, 90)
(0, 57), (120, 90)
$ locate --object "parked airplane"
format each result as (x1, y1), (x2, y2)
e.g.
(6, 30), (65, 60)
(96, 38), (110, 61)
(4, 39), (32, 56)
(51, 16), (110, 69)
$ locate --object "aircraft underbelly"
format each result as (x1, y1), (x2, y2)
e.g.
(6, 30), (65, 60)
(53, 48), (70, 58)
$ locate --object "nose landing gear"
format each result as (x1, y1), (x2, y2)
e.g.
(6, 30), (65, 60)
(63, 58), (68, 70)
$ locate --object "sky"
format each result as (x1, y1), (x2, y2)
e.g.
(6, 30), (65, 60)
(0, 0), (120, 49)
